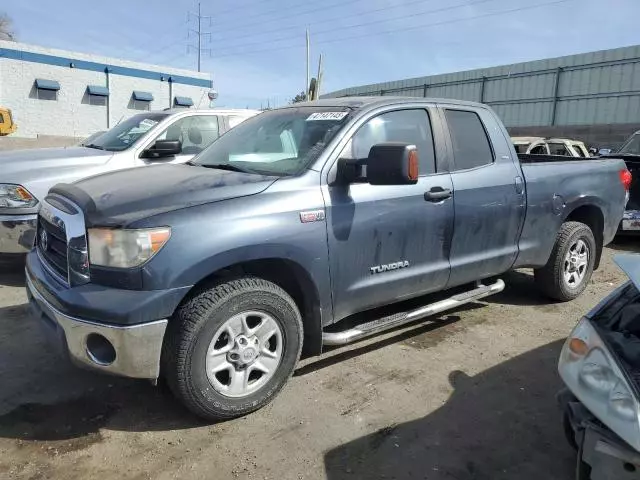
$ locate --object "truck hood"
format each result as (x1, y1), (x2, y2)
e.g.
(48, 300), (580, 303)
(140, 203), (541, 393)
(50, 164), (279, 227)
(0, 146), (113, 184)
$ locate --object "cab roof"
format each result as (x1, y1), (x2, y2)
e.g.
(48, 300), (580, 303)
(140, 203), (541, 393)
(286, 96), (487, 110)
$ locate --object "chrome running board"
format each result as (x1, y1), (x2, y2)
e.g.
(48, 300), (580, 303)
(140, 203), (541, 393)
(322, 279), (505, 346)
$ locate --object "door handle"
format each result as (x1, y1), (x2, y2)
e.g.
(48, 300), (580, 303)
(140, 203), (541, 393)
(514, 175), (524, 194)
(424, 187), (452, 202)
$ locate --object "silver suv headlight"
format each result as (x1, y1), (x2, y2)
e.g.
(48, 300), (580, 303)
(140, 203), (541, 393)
(0, 184), (38, 208)
(559, 317), (640, 450)
(88, 227), (171, 268)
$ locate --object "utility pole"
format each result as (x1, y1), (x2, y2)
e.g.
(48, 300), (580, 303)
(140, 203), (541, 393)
(188, 2), (212, 72)
(306, 29), (310, 100)
(315, 53), (324, 100)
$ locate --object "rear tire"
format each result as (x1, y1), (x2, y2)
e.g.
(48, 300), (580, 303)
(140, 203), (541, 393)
(534, 221), (596, 302)
(162, 277), (303, 421)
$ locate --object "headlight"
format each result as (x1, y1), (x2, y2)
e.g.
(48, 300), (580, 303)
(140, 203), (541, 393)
(559, 317), (640, 450)
(88, 227), (171, 268)
(0, 184), (38, 208)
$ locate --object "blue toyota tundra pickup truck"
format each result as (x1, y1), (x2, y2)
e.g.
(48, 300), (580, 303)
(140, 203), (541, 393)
(25, 97), (629, 420)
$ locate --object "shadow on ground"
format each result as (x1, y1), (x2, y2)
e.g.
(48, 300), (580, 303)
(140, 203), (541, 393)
(324, 339), (575, 480)
(0, 303), (205, 445)
(0, 256), (26, 287)
(609, 236), (640, 254)
(485, 270), (549, 307)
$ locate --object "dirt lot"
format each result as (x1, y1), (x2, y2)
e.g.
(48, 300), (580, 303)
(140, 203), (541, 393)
(0, 240), (637, 480)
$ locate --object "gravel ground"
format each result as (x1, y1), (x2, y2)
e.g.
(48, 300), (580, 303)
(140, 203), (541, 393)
(0, 240), (637, 480)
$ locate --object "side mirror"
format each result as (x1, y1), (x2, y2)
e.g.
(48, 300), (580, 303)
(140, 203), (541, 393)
(143, 140), (182, 158)
(366, 143), (419, 185)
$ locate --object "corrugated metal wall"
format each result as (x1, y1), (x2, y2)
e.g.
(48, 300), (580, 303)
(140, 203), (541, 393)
(323, 45), (640, 128)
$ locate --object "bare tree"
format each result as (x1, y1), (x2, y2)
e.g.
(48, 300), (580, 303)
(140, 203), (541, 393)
(0, 13), (16, 41)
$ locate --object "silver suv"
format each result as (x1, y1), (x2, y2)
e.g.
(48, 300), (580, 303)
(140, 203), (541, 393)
(0, 108), (259, 254)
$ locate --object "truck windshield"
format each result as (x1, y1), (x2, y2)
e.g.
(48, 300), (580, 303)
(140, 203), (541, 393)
(84, 113), (169, 152)
(192, 107), (352, 176)
(619, 134), (640, 156)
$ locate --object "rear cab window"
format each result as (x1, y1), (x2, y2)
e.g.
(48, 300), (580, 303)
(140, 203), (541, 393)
(530, 144), (548, 155)
(548, 142), (571, 156)
(444, 109), (494, 170)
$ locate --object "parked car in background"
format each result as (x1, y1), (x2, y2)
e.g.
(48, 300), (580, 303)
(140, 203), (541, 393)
(78, 130), (106, 147)
(512, 136), (591, 157)
(603, 131), (640, 234)
(558, 254), (640, 479)
(25, 97), (628, 420)
(0, 108), (259, 255)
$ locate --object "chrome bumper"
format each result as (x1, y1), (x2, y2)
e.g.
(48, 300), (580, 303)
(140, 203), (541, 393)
(0, 214), (37, 253)
(26, 272), (168, 380)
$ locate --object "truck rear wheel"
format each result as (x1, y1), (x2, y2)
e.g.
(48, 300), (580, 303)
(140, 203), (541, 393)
(534, 221), (596, 302)
(162, 277), (303, 421)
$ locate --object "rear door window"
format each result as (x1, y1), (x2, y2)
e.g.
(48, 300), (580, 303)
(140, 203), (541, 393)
(445, 109), (494, 170)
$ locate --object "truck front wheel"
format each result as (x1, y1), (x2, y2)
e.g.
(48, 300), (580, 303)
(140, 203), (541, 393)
(162, 277), (303, 421)
(534, 221), (596, 302)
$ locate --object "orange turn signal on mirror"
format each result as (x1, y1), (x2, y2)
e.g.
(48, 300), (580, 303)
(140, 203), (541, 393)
(568, 337), (589, 356)
(408, 150), (419, 181)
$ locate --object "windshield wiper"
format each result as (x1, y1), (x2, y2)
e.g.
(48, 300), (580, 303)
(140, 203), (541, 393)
(198, 163), (254, 174)
(84, 143), (105, 150)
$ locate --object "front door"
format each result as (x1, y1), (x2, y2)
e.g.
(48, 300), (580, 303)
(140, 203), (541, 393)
(140, 115), (221, 165)
(323, 107), (454, 322)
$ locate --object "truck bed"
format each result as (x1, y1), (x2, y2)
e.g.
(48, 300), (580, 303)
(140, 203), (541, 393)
(514, 156), (627, 268)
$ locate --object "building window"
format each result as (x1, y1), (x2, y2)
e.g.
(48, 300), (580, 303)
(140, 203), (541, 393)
(131, 91), (153, 111)
(35, 78), (60, 101)
(90, 96), (107, 106)
(87, 85), (109, 107)
(174, 96), (194, 108)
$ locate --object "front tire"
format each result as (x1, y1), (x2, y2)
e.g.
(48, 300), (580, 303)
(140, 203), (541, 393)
(162, 277), (303, 421)
(534, 221), (596, 302)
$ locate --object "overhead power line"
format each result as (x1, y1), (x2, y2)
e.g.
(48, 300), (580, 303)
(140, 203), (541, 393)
(209, 0), (574, 60)
(208, 0), (368, 39)
(210, 0), (442, 45)
(218, 0), (500, 53)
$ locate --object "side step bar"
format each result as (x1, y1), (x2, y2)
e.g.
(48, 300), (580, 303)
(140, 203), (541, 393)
(322, 279), (505, 346)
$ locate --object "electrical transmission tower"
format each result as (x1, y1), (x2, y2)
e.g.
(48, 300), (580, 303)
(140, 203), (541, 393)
(188, 2), (211, 72)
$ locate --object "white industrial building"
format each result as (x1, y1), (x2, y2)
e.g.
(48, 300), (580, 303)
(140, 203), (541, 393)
(0, 40), (214, 138)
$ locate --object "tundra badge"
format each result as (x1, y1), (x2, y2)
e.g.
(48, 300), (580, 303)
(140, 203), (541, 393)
(299, 210), (326, 223)
(370, 261), (410, 274)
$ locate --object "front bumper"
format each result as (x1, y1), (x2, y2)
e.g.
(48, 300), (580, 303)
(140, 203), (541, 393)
(0, 214), (37, 253)
(559, 389), (640, 479)
(26, 266), (169, 380)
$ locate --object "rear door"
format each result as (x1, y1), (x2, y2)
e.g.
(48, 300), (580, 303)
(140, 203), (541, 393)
(323, 106), (454, 321)
(440, 106), (526, 287)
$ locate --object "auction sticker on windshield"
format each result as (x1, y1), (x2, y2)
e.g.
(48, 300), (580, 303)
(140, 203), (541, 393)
(306, 112), (348, 121)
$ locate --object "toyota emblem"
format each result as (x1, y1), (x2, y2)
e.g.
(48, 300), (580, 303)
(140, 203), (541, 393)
(40, 229), (49, 251)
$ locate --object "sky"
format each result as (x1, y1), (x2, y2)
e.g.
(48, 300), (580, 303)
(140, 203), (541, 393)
(4, 0), (640, 109)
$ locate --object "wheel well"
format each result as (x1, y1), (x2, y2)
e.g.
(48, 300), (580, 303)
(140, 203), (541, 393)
(184, 258), (323, 358)
(565, 205), (604, 269)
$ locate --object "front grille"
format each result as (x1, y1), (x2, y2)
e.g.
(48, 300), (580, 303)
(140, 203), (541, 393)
(38, 216), (68, 281)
